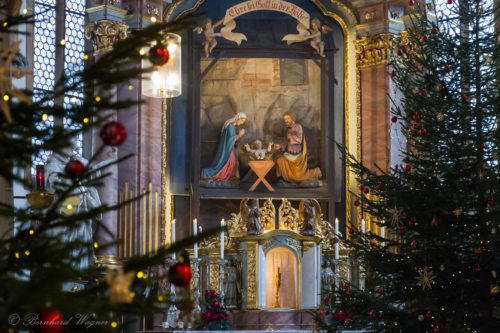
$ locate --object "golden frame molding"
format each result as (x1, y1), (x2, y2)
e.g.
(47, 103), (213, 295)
(160, 0), (360, 244)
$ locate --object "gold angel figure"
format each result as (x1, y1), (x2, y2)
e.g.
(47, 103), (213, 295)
(282, 18), (333, 57)
(193, 17), (223, 58)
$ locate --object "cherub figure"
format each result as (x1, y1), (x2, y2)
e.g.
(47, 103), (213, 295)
(193, 17), (223, 58)
(244, 139), (273, 160)
(307, 18), (332, 57)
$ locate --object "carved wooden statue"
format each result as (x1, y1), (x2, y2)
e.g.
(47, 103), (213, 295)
(300, 199), (316, 235)
(243, 199), (262, 235)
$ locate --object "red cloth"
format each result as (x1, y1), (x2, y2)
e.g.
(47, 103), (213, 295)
(213, 150), (237, 180)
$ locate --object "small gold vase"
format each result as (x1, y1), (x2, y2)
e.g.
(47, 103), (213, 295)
(26, 190), (54, 209)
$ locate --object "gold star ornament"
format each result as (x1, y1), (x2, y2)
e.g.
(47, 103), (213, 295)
(416, 267), (437, 291)
(106, 269), (135, 304)
(387, 206), (404, 228)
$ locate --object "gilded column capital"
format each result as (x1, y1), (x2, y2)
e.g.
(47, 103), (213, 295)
(353, 33), (395, 69)
(85, 20), (128, 56)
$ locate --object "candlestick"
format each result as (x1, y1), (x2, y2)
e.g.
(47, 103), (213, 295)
(192, 257), (202, 314)
(193, 218), (198, 259)
(35, 164), (45, 190)
(361, 219), (366, 234)
(220, 219), (225, 260)
(334, 218), (340, 260)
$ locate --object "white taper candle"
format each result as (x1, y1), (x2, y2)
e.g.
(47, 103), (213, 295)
(220, 219), (225, 259)
(335, 218), (340, 260)
(361, 219), (366, 234)
(193, 218), (198, 259)
(171, 219), (176, 259)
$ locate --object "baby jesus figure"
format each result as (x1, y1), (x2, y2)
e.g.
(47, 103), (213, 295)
(244, 139), (273, 161)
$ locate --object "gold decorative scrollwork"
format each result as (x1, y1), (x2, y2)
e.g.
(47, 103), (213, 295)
(246, 241), (258, 309)
(316, 218), (337, 251)
(84, 20), (128, 56)
(260, 198), (275, 232)
(209, 262), (220, 290)
(353, 33), (394, 69)
(278, 199), (299, 232)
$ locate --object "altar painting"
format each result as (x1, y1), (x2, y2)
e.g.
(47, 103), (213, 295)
(200, 57), (323, 186)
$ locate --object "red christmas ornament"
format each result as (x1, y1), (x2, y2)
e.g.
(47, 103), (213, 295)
(397, 49), (403, 57)
(420, 89), (428, 97)
(409, 0), (415, 6)
(408, 219), (415, 227)
(100, 121), (127, 146)
(412, 114), (421, 121)
(168, 263), (192, 287)
(348, 227), (354, 235)
(431, 27), (439, 35)
(433, 327), (441, 333)
(148, 43), (170, 66)
(34, 309), (64, 333)
(425, 311), (433, 319)
(443, 65), (451, 73)
(447, 0), (453, 4)
(354, 200), (361, 207)
(488, 198), (496, 206)
(474, 264), (481, 273)
(391, 116), (398, 123)
(65, 159), (84, 179)
(405, 164), (412, 172)
(475, 248), (483, 255)
(431, 219), (438, 227)
(412, 123), (420, 130)
(363, 187), (370, 194)
(377, 287), (386, 296)
(420, 35), (428, 42)
(330, 237), (339, 245)
(410, 240), (417, 248)
(419, 128), (427, 136)
(358, 184), (365, 190)
(369, 309), (377, 318)
(460, 94), (468, 103)
(390, 70), (396, 78)
(376, 183), (384, 191)
(399, 229), (405, 236)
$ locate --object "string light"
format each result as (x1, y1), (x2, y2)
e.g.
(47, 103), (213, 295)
(29, 229), (34, 235)
(83, 117), (89, 124)
(60, 39), (66, 46)
(3, 94), (9, 101)
(93, 242), (99, 249)
(42, 113), (48, 121)
(111, 322), (118, 328)
(24, 250), (30, 256)
(136, 271), (144, 279)
(95, 96), (101, 102)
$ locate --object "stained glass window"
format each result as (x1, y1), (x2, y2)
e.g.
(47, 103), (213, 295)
(33, 0), (86, 169)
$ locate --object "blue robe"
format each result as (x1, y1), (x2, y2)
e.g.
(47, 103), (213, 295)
(202, 123), (237, 179)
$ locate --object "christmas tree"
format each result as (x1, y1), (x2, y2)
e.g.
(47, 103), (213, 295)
(318, 0), (499, 332)
(0, 3), (211, 332)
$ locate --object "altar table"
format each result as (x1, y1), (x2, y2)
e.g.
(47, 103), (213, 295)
(247, 160), (275, 192)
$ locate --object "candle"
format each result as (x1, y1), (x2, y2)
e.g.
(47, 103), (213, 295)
(193, 218), (198, 259)
(171, 219), (176, 260)
(380, 223), (386, 247)
(220, 219), (225, 260)
(361, 219), (366, 234)
(334, 218), (340, 260)
(35, 164), (45, 190)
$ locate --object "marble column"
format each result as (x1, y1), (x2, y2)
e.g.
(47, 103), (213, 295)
(85, 5), (128, 257)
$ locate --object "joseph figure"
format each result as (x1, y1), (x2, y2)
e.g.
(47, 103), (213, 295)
(274, 112), (321, 182)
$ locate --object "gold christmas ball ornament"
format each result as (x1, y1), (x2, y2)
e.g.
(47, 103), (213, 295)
(485, 56), (492, 63)
(437, 113), (445, 122)
(26, 190), (54, 209)
(418, 314), (424, 321)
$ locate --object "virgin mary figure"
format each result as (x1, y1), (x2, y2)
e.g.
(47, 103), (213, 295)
(201, 112), (247, 181)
